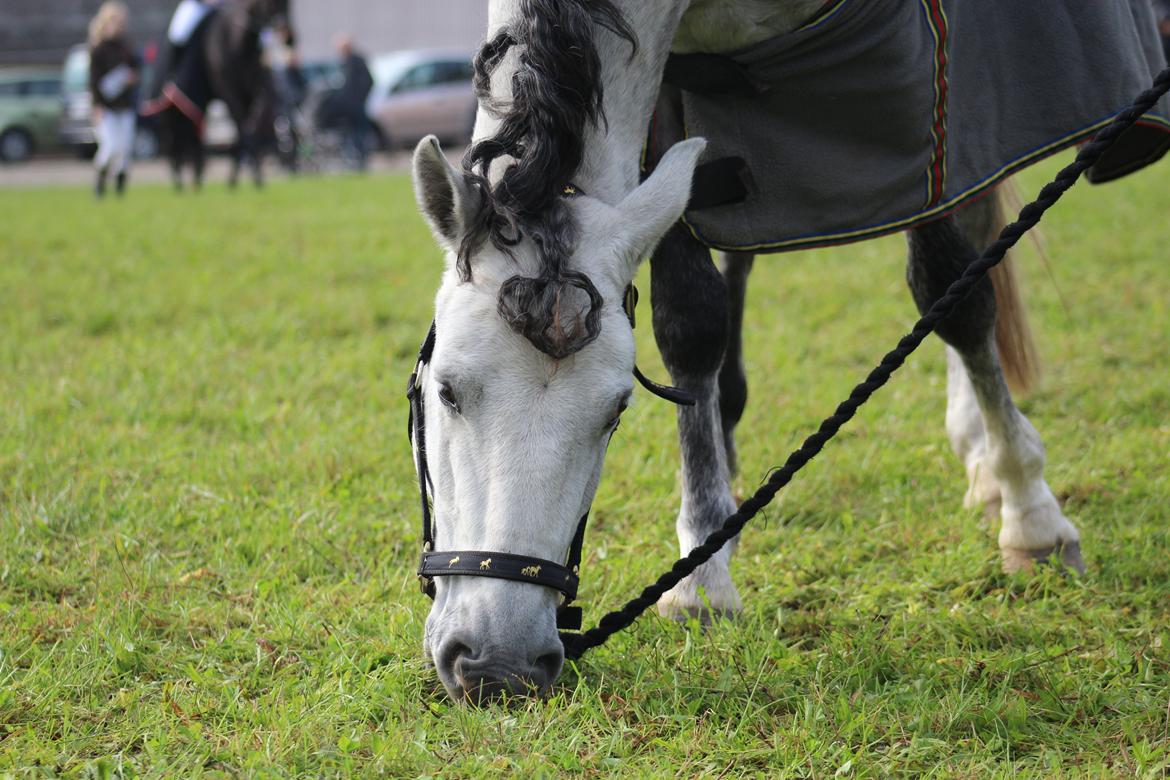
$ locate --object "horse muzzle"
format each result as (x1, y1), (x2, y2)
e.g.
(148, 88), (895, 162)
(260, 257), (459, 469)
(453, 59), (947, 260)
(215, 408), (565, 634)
(427, 578), (565, 703)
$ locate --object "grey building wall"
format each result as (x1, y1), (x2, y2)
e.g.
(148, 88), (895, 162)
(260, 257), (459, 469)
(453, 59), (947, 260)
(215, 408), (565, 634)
(293, 0), (488, 60)
(1, 0), (173, 65)
(0, 0), (489, 67)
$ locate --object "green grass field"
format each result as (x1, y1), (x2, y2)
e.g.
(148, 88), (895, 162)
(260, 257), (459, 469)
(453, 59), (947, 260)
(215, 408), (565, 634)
(1, 156), (1168, 777)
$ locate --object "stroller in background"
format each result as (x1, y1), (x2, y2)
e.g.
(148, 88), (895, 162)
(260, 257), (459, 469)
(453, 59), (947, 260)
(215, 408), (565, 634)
(272, 67), (376, 174)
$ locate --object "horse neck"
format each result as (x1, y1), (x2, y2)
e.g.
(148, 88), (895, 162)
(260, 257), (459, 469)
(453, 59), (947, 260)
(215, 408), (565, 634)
(478, 0), (690, 205)
(220, 0), (269, 39)
(581, 2), (690, 203)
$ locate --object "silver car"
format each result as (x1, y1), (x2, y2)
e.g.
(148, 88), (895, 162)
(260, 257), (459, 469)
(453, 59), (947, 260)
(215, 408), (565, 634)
(366, 50), (475, 149)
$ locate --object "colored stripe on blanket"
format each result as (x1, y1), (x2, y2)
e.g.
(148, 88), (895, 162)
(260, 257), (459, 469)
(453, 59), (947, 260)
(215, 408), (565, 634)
(921, 0), (950, 208)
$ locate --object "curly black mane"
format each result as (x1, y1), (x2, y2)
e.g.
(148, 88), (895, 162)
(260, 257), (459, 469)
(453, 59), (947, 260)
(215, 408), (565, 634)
(460, 0), (635, 360)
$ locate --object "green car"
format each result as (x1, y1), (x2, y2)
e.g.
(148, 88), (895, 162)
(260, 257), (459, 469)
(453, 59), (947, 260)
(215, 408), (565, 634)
(0, 69), (62, 163)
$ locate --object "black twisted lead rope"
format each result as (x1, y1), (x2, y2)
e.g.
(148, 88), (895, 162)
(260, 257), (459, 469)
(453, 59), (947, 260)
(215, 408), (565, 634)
(560, 66), (1170, 661)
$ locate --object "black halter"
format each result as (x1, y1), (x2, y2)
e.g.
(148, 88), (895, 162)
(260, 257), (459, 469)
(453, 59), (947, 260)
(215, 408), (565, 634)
(407, 281), (693, 635)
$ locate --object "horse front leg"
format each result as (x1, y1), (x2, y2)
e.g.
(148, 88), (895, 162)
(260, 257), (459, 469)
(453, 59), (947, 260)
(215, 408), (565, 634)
(166, 112), (185, 191)
(228, 139), (248, 190)
(192, 132), (205, 191)
(650, 224), (742, 621)
(170, 147), (184, 193)
(241, 98), (268, 188)
(250, 147), (264, 189)
(718, 252), (754, 476)
(210, 72), (252, 190)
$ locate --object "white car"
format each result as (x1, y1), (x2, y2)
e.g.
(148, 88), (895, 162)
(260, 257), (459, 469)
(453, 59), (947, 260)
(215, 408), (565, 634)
(366, 50), (475, 149)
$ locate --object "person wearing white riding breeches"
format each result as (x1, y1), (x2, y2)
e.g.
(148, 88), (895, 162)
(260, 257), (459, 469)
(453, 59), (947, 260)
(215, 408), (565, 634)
(88, 1), (140, 197)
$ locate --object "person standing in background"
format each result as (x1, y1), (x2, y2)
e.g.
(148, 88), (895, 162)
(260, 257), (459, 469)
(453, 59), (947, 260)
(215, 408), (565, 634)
(333, 34), (374, 170)
(88, 1), (140, 198)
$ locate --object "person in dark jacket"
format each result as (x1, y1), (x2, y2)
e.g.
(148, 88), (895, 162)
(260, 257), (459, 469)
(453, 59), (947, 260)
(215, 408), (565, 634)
(88, 1), (140, 197)
(333, 34), (374, 169)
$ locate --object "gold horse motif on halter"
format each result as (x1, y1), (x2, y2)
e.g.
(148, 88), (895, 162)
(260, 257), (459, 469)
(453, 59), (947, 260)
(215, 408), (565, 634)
(521, 565), (541, 577)
(479, 558), (492, 570)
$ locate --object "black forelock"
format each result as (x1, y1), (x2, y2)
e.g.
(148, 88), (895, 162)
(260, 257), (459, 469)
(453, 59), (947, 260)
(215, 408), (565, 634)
(459, 0), (635, 360)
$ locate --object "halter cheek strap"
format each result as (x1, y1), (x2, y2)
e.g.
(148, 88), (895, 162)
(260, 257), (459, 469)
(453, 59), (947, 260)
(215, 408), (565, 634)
(621, 285), (696, 406)
(407, 282), (690, 636)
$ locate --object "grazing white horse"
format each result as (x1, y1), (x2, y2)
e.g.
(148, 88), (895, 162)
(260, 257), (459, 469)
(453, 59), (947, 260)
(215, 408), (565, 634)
(408, 0), (1170, 702)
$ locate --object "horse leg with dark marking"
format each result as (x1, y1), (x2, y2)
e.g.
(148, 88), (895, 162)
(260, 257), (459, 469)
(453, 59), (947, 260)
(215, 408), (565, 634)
(211, 65), (264, 191)
(171, 152), (184, 192)
(718, 252), (753, 476)
(650, 225), (743, 621)
(906, 213), (1084, 574)
(228, 137), (263, 189)
(191, 130), (205, 192)
(228, 142), (241, 189)
(245, 135), (264, 188)
(247, 101), (268, 188)
(251, 147), (264, 189)
(166, 111), (185, 191)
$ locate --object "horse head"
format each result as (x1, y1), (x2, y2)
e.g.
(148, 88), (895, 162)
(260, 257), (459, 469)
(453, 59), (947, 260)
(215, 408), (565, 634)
(410, 134), (704, 702)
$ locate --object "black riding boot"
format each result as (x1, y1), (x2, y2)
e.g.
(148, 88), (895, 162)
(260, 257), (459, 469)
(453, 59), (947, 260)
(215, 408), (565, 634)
(95, 166), (108, 198)
(115, 171), (127, 196)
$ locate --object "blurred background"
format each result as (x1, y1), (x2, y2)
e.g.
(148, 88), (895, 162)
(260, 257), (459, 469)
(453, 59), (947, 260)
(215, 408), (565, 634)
(0, 0), (486, 65)
(1, 1), (1169, 183)
(0, 0), (488, 181)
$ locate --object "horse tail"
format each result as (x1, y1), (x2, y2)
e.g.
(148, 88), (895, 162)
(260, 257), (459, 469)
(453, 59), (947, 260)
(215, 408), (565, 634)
(991, 253), (1040, 395)
(961, 181), (1042, 394)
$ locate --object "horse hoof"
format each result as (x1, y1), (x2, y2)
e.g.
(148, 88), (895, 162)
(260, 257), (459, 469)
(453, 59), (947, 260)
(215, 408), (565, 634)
(656, 600), (740, 625)
(657, 571), (742, 624)
(1001, 540), (1086, 575)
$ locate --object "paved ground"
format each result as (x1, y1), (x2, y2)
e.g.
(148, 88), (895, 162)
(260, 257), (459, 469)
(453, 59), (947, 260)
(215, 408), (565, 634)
(0, 149), (422, 189)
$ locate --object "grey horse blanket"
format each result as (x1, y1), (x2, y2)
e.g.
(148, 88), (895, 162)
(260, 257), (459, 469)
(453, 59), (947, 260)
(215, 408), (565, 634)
(668, 0), (1170, 253)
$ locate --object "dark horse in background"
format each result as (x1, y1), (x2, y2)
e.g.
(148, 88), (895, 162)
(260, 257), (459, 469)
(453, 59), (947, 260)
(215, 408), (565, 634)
(147, 0), (290, 190)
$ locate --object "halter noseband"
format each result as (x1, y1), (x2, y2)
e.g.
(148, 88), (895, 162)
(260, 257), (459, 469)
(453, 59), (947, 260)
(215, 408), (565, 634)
(407, 229), (694, 634)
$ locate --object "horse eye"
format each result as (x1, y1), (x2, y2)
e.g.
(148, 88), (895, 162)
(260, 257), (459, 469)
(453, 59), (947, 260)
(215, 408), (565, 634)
(437, 383), (460, 413)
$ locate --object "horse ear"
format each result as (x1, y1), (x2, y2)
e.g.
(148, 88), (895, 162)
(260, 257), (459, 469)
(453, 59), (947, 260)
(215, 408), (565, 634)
(613, 137), (707, 275)
(412, 135), (479, 252)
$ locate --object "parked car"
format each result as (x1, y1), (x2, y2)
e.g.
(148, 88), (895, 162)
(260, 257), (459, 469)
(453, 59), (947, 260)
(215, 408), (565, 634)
(298, 60), (343, 92)
(270, 58), (343, 113)
(366, 50), (475, 149)
(58, 43), (235, 159)
(0, 69), (62, 163)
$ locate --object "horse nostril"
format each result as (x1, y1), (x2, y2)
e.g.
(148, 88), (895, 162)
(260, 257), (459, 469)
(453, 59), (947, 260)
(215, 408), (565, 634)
(440, 639), (474, 678)
(531, 649), (563, 689)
